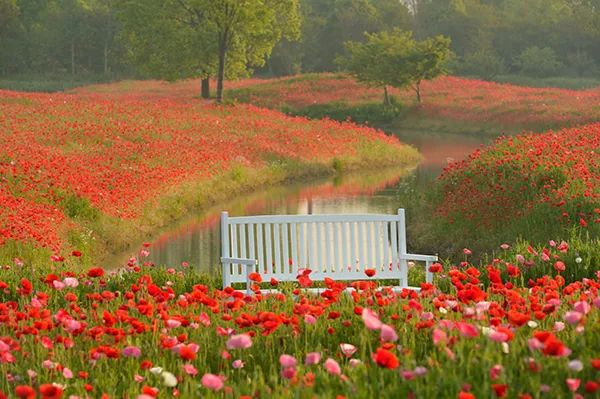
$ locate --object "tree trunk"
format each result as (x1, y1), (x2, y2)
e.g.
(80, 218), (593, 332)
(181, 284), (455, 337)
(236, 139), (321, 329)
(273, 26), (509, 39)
(104, 41), (109, 74)
(415, 81), (421, 103)
(201, 78), (210, 99)
(383, 85), (390, 107)
(216, 43), (226, 103)
(71, 39), (75, 75)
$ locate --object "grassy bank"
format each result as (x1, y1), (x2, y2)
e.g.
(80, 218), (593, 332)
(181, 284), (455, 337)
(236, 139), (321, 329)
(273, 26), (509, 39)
(0, 88), (419, 268)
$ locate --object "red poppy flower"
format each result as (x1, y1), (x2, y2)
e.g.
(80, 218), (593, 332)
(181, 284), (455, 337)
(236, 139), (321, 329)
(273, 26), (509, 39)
(15, 386), (35, 399)
(87, 267), (105, 278)
(372, 348), (399, 369)
(39, 384), (63, 399)
(365, 268), (376, 277)
(248, 272), (262, 283)
(492, 384), (508, 398)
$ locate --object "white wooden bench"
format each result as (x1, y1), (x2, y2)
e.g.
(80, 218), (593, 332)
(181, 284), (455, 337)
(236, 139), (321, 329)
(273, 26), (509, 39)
(220, 209), (437, 294)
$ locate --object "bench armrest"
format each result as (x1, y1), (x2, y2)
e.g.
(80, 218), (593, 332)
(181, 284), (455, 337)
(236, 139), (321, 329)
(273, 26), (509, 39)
(400, 253), (438, 262)
(221, 257), (258, 295)
(221, 257), (258, 265)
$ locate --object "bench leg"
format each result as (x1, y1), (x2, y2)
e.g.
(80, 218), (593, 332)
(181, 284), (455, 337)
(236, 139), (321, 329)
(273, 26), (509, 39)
(425, 261), (433, 284)
(245, 263), (255, 295)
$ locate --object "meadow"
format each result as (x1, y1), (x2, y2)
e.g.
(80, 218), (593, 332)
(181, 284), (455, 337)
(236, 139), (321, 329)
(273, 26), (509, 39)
(227, 73), (600, 133)
(0, 88), (418, 265)
(0, 241), (598, 398)
(1, 75), (600, 398)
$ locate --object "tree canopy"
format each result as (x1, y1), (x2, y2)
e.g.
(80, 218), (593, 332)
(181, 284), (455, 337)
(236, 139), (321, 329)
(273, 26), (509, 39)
(117, 0), (301, 101)
(0, 0), (598, 86)
(342, 29), (451, 103)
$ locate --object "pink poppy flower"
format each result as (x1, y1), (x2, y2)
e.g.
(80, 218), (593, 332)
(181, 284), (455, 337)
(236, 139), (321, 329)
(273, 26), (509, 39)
(339, 343), (357, 357)
(304, 314), (317, 325)
(201, 374), (224, 391)
(380, 324), (398, 342)
(489, 330), (509, 343)
(573, 301), (590, 315)
(362, 308), (382, 330)
(489, 364), (503, 380)
(122, 346), (142, 358)
(324, 358), (341, 375)
(566, 378), (581, 392)
(232, 360), (245, 369)
(183, 363), (198, 376)
(279, 354), (297, 368)
(564, 311), (583, 325)
(226, 334), (252, 350)
(433, 328), (447, 346)
(63, 277), (79, 288)
(305, 352), (321, 365)
(165, 319), (181, 329)
(456, 322), (479, 338)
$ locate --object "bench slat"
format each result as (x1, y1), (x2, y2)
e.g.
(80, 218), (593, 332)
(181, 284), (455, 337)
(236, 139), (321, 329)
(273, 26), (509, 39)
(290, 223), (298, 271)
(374, 222), (382, 270)
(298, 223), (306, 268)
(391, 221), (399, 272)
(324, 223), (332, 274)
(257, 224), (264, 274)
(265, 224), (273, 275)
(315, 222), (322, 272)
(333, 222), (340, 273)
(350, 222), (357, 272)
(366, 222), (374, 271)
(239, 224), (247, 269)
(230, 224), (238, 275)
(274, 224), (282, 275)
(248, 224), (255, 267)
(282, 223), (290, 274)
(398, 210), (408, 287)
(383, 221), (390, 272)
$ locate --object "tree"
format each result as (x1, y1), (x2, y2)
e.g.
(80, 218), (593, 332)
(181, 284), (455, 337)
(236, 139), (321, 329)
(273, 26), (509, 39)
(0, 0), (19, 40)
(341, 29), (451, 104)
(117, 0), (301, 101)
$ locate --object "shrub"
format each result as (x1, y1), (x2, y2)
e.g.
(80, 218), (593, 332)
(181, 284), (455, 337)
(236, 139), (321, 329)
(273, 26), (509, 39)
(458, 49), (506, 80)
(566, 50), (597, 77)
(513, 46), (564, 77)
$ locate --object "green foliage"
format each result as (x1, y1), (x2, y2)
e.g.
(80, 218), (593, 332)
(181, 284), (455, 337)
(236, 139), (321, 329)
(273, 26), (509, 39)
(566, 50), (598, 77)
(341, 29), (451, 103)
(116, 0), (301, 101)
(282, 99), (403, 125)
(513, 46), (564, 77)
(60, 192), (100, 221)
(458, 49), (506, 80)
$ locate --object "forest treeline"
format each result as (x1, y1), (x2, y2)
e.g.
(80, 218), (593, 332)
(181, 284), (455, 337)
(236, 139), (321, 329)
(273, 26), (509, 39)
(1, 0), (599, 80)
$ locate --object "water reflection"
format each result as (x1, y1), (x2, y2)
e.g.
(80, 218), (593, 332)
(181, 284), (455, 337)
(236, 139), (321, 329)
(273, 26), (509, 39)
(146, 167), (414, 270)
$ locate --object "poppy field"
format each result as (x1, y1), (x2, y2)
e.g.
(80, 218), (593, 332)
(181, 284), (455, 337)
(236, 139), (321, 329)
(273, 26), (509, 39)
(228, 73), (600, 132)
(0, 89), (418, 261)
(430, 122), (600, 252)
(0, 240), (598, 399)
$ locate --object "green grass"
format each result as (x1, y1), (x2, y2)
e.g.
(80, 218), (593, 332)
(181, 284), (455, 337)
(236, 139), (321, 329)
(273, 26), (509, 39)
(0, 73), (126, 92)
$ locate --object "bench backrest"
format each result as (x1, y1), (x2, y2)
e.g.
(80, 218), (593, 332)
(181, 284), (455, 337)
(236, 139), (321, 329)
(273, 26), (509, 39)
(221, 209), (410, 287)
